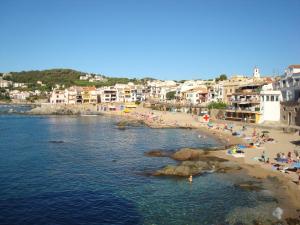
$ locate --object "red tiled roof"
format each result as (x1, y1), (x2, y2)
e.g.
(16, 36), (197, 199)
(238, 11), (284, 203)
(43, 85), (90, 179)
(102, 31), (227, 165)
(83, 86), (96, 91)
(288, 65), (300, 69)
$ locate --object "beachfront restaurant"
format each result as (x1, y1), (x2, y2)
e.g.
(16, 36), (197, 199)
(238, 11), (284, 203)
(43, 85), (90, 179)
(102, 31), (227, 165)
(225, 109), (261, 123)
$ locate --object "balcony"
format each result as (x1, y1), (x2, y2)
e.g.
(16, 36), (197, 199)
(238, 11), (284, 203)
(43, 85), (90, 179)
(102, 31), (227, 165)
(226, 105), (260, 113)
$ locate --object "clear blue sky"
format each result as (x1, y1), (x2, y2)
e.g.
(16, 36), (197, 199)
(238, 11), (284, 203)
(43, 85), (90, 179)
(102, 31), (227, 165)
(1, 0), (299, 80)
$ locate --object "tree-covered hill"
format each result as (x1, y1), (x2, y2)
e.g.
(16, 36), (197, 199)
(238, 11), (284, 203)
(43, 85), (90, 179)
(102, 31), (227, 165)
(6, 69), (84, 89)
(4, 69), (147, 90)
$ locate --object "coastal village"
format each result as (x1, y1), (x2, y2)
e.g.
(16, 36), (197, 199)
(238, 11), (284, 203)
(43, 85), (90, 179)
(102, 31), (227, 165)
(2, 0), (300, 224)
(1, 64), (299, 127)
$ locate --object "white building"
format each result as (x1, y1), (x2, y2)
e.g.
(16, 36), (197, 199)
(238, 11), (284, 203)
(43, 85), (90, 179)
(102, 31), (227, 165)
(183, 87), (208, 105)
(260, 90), (282, 123)
(286, 64), (300, 76)
(13, 82), (27, 88)
(176, 80), (206, 101)
(0, 78), (12, 88)
(147, 80), (178, 101)
(9, 90), (30, 100)
(208, 83), (223, 102)
(99, 87), (117, 103)
(65, 86), (82, 104)
(50, 90), (65, 104)
(259, 84), (282, 123)
(114, 83), (134, 102)
(275, 65), (300, 102)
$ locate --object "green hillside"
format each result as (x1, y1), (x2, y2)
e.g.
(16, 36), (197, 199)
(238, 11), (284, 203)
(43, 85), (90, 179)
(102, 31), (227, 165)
(5, 69), (145, 91)
(6, 69), (84, 90)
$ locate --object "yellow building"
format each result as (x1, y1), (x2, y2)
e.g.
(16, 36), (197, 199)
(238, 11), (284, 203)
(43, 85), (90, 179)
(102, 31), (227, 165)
(81, 86), (97, 104)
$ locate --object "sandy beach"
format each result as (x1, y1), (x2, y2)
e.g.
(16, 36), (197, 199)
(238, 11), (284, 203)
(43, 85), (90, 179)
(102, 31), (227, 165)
(102, 105), (300, 218)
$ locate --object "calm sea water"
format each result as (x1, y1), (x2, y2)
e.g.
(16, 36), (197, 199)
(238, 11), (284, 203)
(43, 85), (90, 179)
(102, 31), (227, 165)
(0, 106), (279, 225)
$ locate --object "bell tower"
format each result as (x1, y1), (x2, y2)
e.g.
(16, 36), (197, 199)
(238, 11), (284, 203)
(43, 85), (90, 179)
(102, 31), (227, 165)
(253, 66), (260, 78)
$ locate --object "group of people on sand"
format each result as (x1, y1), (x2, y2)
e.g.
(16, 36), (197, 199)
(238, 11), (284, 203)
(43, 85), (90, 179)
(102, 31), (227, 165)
(276, 151), (300, 163)
(260, 148), (300, 185)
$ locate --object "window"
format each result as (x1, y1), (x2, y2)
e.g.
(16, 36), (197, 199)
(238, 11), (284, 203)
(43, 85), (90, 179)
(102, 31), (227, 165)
(275, 96), (279, 101)
(271, 96), (274, 101)
(266, 96), (270, 101)
(295, 108), (298, 112)
(283, 107), (286, 111)
(261, 96), (264, 101)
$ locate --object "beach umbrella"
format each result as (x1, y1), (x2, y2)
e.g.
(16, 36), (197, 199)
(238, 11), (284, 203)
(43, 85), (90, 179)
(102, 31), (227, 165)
(292, 162), (300, 169)
(262, 130), (270, 134)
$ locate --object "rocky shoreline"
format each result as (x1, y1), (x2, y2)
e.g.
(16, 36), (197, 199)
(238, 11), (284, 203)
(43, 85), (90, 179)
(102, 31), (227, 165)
(147, 148), (241, 177)
(27, 104), (102, 115)
(145, 147), (300, 224)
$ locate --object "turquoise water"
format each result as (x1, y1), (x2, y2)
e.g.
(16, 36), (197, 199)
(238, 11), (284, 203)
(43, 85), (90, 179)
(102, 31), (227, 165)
(0, 110), (279, 225)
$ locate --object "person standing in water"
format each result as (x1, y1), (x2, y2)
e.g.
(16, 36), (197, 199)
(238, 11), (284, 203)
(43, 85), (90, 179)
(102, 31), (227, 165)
(188, 175), (193, 183)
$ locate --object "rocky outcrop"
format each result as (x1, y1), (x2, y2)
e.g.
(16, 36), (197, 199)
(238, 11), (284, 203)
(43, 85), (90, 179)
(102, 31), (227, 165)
(144, 150), (172, 157)
(144, 147), (242, 177)
(116, 120), (145, 127)
(144, 147), (228, 160)
(154, 156), (241, 177)
(28, 104), (101, 115)
(234, 181), (263, 191)
(171, 148), (205, 161)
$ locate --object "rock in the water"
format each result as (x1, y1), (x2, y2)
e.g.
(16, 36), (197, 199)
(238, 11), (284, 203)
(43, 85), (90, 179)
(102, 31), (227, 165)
(145, 150), (171, 157)
(154, 156), (241, 177)
(217, 161), (241, 172)
(171, 148), (205, 161)
(116, 120), (145, 127)
(234, 181), (263, 191)
(117, 125), (126, 130)
(154, 164), (202, 177)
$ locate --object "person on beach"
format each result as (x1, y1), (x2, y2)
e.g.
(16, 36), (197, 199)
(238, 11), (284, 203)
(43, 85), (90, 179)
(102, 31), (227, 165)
(261, 151), (266, 162)
(252, 128), (256, 137)
(188, 175), (193, 183)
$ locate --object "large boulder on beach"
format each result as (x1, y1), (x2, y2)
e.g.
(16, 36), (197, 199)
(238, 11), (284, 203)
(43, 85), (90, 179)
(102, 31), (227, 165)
(171, 148), (205, 161)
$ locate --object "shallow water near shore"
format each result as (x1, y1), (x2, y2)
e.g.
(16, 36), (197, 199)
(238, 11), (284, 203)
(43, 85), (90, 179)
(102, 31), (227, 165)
(0, 111), (289, 224)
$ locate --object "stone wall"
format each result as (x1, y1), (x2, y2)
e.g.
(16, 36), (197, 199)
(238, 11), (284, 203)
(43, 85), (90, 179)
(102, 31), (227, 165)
(210, 109), (226, 120)
(280, 101), (300, 126)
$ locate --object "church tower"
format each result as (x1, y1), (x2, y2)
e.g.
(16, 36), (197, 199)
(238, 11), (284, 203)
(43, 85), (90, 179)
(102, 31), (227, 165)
(253, 66), (260, 78)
